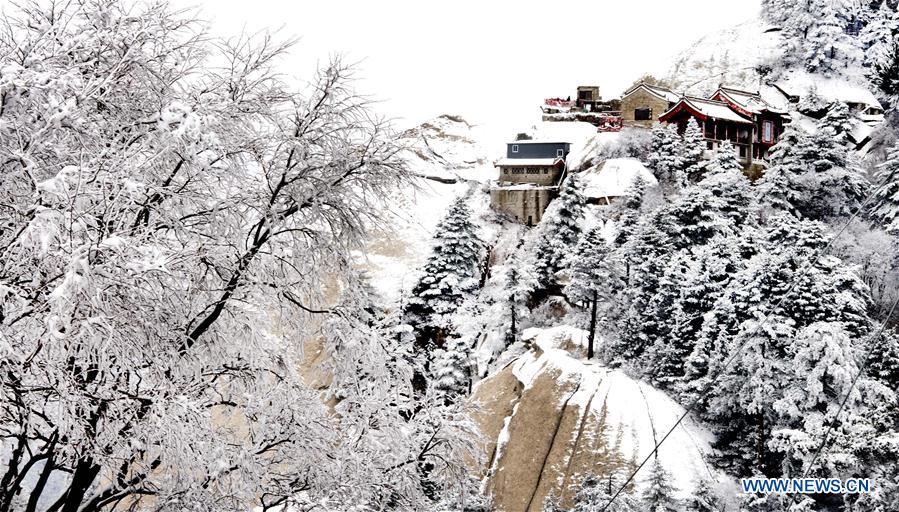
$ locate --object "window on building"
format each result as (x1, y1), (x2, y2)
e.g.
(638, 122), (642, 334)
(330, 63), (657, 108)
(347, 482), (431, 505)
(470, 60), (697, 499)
(634, 108), (652, 121)
(762, 120), (774, 143)
(512, 144), (519, 153)
(527, 215), (533, 226)
(556, 148), (564, 157)
(738, 128), (750, 144)
(705, 121), (715, 139)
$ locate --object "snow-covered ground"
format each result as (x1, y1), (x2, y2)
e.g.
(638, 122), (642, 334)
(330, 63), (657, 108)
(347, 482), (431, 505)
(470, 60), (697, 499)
(580, 158), (657, 200)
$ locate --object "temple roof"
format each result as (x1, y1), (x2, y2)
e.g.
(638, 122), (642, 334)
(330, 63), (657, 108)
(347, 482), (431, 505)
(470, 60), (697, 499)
(659, 97), (753, 124)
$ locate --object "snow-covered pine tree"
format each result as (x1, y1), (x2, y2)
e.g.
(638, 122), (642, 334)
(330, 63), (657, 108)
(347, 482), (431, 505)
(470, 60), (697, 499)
(647, 123), (686, 187)
(612, 174), (649, 249)
(432, 337), (472, 399)
(569, 474), (642, 512)
(860, 0), (899, 68)
(798, 84), (830, 116)
(529, 174), (587, 295)
(804, 0), (860, 73)
(695, 214), (875, 474)
(817, 101), (853, 143)
(870, 139), (899, 232)
(711, 140), (741, 174)
(565, 226), (611, 307)
(767, 320), (885, 480)
(682, 117), (706, 181)
(641, 458), (680, 512)
(565, 225), (617, 358)
(685, 478), (722, 512)
(874, 40), (899, 100)
(758, 126), (869, 220)
(404, 196), (485, 348)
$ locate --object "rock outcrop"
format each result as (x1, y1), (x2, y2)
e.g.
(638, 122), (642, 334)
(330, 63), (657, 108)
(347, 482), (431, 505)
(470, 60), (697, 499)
(471, 326), (730, 511)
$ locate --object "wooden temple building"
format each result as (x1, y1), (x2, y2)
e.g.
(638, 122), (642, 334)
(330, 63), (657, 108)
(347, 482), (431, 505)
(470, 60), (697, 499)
(658, 86), (789, 169)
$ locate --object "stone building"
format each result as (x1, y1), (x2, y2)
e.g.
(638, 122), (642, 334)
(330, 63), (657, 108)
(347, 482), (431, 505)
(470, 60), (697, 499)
(619, 81), (680, 128)
(490, 141), (570, 226)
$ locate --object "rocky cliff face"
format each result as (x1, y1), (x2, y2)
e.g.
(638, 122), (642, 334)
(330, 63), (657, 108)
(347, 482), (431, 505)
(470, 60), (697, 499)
(470, 326), (733, 511)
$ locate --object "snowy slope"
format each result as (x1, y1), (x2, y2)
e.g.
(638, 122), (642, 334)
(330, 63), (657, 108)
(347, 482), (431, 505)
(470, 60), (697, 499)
(358, 115), (498, 302)
(471, 326), (735, 511)
(662, 18), (784, 96)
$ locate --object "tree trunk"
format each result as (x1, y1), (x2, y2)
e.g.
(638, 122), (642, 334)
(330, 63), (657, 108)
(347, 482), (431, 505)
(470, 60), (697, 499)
(587, 289), (598, 359)
(510, 295), (517, 344)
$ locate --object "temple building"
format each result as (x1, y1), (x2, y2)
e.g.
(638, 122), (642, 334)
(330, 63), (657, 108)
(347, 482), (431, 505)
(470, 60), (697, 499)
(658, 86), (789, 171)
(490, 141), (571, 226)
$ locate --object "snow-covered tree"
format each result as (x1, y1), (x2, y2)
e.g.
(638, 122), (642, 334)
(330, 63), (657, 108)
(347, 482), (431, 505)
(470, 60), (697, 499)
(805, 0), (859, 73)
(711, 140), (742, 174)
(758, 126), (869, 220)
(818, 101), (854, 143)
(641, 458), (680, 512)
(685, 478), (722, 512)
(0, 2), (474, 509)
(870, 139), (899, 232)
(432, 337), (472, 398)
(569, 474), (642, 512)
(647, 123), (686, 187)
(874, 40), (899, 100)
(565, 225), (618, 358)
(529, 174), (587, 294)
(682, 117), (707, 180)
(404, 196), (485, 348)
(859, 0), (899, 68)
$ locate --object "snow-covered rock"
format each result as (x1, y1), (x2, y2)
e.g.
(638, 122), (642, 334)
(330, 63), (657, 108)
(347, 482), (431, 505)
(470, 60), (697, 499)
(470, 326), (734, 512)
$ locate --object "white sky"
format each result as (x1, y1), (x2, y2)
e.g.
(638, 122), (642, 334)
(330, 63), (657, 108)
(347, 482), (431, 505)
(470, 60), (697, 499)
(178, 0), (761, 133)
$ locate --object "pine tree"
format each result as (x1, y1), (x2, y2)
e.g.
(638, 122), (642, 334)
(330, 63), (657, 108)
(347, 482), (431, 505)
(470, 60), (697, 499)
(758, 126), (869, 220)
(860, 0), (899, 68)
(647, 123), (686, 187)
(711, 140), (741, 174)
(612, 174), (648, 249)
(804, 0), (859, 73)
(685, 478), (721, 512)
(874, 40), (899, 99)
(641, 458), (679, 512)
(530, 174), (587, 293)
(404, 196), (485, 349)
(565, 226), (616, 359)
(798, 84), (830, 116)
(432, 337), (471, 399)
(817, 101), (853, 143)
(682, 117), (706, 181)
(870, 139), (899, 232)
(569, 474), (642, 512)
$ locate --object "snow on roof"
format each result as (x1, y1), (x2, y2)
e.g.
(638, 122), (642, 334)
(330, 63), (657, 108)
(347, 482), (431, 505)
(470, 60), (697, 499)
(506, 140), (570, 145)
(773, 71), (882, 109)
(714, 85), (788, 114)
(623, 82), (681, 103)
(662, 97), (753, 124)
(580, 158), (658, 198)
(495, 157), (562, 167)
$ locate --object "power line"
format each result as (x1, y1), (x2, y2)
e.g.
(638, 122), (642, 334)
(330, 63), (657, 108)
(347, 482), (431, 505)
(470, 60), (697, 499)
(599, 168), (891, 511)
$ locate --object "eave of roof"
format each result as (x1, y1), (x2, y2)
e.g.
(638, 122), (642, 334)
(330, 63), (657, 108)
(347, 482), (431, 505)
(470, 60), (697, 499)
(495, 157), (564, 167)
